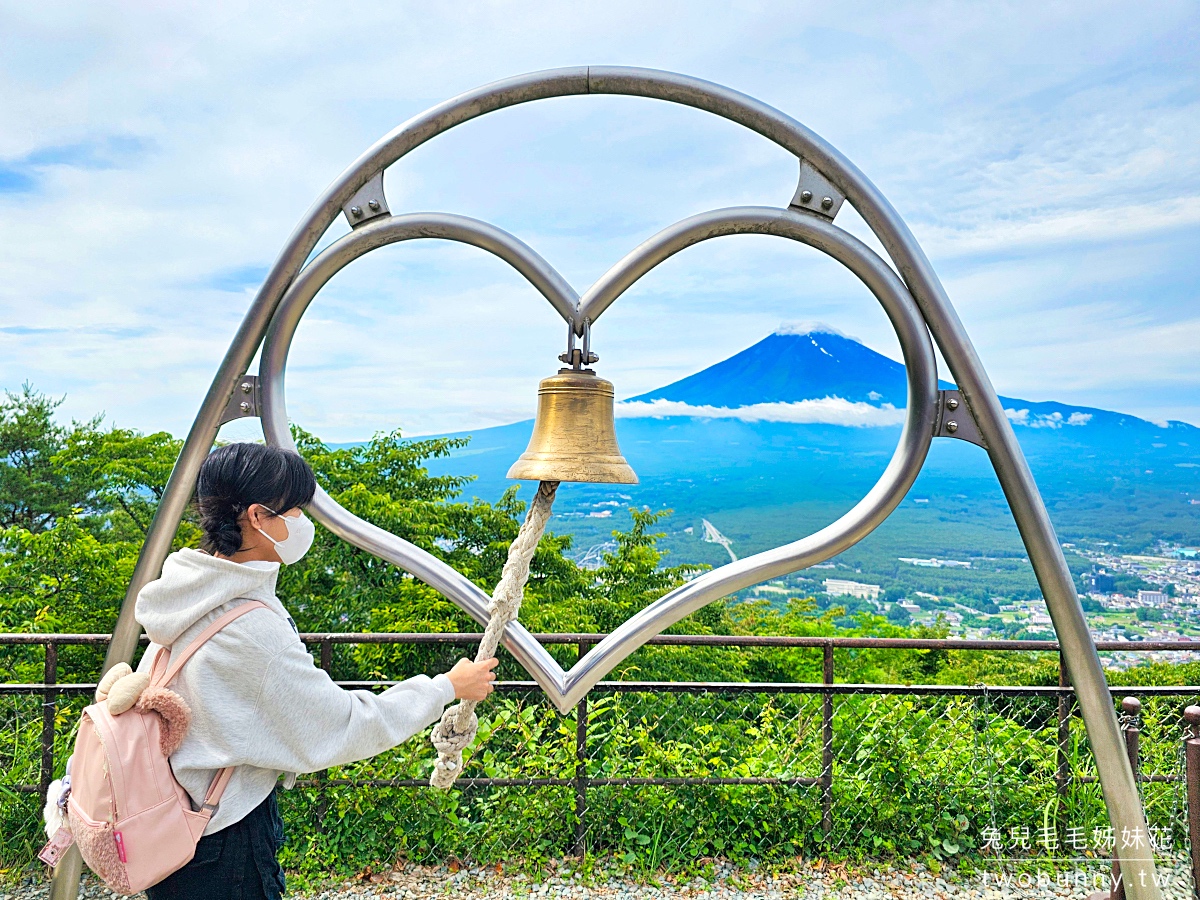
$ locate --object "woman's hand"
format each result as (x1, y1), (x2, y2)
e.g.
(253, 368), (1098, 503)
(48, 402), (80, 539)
(446, 657), (500, 701)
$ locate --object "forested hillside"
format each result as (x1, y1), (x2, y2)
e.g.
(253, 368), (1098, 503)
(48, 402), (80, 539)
(0, 383), (1074, 688)
(0, 386), (843, 656)
(7, 381), (1200, 693)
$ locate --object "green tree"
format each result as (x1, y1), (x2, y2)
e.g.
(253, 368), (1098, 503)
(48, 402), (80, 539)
(0, 384), (94, 531)
(55, 425), (187, 541)
(281, 427), (594, 636)
(0, 383), (188, 540)
(587, 507), (706, 634)
(0, 515), (139, 682)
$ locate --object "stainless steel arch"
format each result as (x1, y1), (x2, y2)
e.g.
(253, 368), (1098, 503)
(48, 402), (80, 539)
(67, 67), (1159, 900)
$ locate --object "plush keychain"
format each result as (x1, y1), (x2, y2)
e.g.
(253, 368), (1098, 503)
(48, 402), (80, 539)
(94, 658), (191, 745)
(95, 662), (152, 713)
(42, 774), (70, 842)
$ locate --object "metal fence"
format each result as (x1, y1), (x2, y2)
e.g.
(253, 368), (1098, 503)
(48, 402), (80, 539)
(3, 631), (1200, 874)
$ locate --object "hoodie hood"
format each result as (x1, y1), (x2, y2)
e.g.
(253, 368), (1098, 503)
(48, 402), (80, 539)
(136, 548), (283, 646)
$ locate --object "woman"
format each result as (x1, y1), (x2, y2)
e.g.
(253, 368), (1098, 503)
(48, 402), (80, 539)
(134, 442), (497, 899)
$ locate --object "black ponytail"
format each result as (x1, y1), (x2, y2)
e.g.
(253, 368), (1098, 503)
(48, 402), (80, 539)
(196, 443), (317, 556)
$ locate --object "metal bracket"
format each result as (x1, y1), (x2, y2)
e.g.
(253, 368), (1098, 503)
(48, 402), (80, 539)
(933, 389), (987, 449)
(341, 171), (390, 229)
(788, 158), (845, 221)
(219, 376), (260, 425)
(559, 320), (599, 370)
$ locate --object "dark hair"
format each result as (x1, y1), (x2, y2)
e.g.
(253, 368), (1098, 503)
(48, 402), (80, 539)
(196, 443), (317, 556)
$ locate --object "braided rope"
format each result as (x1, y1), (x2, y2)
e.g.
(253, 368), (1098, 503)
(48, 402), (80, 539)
(429, 480), (559, 789)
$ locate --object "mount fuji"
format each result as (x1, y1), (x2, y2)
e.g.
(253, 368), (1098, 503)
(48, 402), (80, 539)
(424, 327), (1200, 560)
(633, 327), (917, 408)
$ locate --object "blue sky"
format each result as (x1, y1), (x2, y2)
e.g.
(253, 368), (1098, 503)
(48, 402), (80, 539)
(1, 2), (1198, 441)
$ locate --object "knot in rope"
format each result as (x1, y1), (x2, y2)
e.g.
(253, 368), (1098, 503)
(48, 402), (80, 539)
(429, 480), (558, 790)
(429, 706), (479, 786)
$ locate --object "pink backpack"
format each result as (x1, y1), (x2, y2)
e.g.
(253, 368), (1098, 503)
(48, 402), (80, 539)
(41, 601), (266, 894)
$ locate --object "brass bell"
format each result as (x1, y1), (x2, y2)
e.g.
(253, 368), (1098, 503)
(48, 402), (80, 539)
(507, 369), (638, 484)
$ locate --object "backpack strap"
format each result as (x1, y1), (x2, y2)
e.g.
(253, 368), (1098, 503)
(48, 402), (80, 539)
(154, 600), (269, 688)
(198, 765), (235, 817)
(148, 645), (171, 684)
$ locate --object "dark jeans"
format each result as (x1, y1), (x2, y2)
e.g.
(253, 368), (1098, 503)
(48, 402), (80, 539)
(147, 788), (286, 900)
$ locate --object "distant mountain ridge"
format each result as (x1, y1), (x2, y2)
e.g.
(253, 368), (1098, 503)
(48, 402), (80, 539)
(620, 327), (1192, 439)
(421, 326), (1200, 558)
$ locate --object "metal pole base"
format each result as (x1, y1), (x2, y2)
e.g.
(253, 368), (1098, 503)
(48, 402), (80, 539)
(48, 845), (84, 900)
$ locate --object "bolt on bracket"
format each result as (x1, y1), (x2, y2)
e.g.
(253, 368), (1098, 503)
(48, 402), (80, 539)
(788, 158), (845, 221)
(342, 170), (390, 229)
(219, 375), (260, 425)
(933, 389), (987, 449)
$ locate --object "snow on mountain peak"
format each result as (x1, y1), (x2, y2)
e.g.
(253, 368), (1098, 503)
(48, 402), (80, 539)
(774, 321), (857, 340)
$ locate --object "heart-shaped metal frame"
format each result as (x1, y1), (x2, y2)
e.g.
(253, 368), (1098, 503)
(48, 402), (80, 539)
(93, 67), (1159, 896)
(257, 207), (938, 711)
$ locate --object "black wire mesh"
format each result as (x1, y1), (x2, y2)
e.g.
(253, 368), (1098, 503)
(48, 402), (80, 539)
(2, 636), (1199, 883)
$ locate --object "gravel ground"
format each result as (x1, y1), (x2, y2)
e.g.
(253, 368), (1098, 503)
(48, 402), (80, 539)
(4, 858), (1196, 900)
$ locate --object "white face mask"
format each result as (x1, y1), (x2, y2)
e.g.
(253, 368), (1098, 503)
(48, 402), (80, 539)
(255, 508), (315, 565)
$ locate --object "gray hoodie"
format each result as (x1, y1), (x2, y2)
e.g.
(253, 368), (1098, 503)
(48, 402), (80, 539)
(134, 548), (455, 834)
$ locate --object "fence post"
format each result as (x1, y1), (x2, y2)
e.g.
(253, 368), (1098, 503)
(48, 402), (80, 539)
(1057, 651), (1070, 800)
(1104, 697), (1141, 900)
(821, 640), (833, 837)
(40, 640), (58, 800)
(573, 640), (589, 857)
(316, 638), (333, 829)
(320, 637), (332, 674)
(1184, 705), (1200, 900)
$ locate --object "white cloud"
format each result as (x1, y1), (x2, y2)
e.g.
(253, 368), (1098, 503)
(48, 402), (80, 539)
(1006, 408), (1030, 425)
(923, 197), (1200, 259)
(616, 397), (905, 427)
(1004, 408), (1093, 429)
